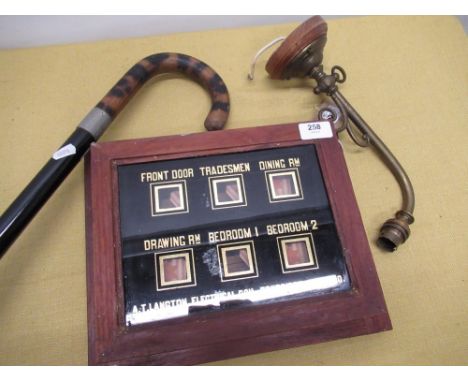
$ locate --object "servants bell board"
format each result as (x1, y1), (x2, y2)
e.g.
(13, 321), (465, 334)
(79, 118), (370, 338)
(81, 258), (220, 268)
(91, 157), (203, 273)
(85, 121), (391, 365)
(119, 143), (350, 325)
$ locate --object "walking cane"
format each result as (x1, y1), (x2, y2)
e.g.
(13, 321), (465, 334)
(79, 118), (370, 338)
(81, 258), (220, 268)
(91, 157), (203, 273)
(0, 53), (230, 259)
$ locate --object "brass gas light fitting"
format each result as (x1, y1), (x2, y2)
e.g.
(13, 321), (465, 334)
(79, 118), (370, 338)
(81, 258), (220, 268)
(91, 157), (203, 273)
(253, 16), (415, 251)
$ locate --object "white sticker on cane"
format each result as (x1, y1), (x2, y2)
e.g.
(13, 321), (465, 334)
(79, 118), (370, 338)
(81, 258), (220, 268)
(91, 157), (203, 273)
(298, 121), (333, 140)
(52, 144), (77, 160)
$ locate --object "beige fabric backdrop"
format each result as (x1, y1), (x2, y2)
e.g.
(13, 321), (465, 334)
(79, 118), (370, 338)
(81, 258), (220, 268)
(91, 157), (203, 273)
(0, 16), (467, 365)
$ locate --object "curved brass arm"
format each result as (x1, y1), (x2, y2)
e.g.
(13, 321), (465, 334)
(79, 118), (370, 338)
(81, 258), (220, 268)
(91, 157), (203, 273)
(330, 90), (415, 250)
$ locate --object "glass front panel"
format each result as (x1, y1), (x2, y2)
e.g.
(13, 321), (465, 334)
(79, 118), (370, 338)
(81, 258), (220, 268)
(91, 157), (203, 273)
(118, 145), (351, 326)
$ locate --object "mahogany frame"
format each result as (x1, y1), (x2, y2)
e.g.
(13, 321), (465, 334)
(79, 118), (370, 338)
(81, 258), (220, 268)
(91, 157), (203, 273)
(85, 122), (391, 365)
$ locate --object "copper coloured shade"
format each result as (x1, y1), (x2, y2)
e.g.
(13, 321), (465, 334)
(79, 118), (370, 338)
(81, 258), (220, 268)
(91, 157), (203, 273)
(266, 16), (328, 79)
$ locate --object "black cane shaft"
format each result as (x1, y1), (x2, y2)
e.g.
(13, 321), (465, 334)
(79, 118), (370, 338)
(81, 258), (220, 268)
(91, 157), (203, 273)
(0, 128), (94, 258)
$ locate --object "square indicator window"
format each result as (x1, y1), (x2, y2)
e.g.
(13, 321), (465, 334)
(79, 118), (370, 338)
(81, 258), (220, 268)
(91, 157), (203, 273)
(155, 249), (196, 290)
(209, 175), (247, 209)
(277, 234), (318, 273)
(266, 169), (303, 203)
(150, 181), (188, 216)
(217, 241), (258, 281)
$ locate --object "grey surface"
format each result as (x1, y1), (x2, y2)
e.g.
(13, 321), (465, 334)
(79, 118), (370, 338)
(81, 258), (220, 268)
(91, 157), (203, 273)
(0, 16), (466, 51)
(0, 16), (329, 49)
(458, 15), (468, 32)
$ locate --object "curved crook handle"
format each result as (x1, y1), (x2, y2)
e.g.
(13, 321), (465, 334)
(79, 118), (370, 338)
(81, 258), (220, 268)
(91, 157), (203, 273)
(0, 53), (230, 259)
(84, 53), (230, 137)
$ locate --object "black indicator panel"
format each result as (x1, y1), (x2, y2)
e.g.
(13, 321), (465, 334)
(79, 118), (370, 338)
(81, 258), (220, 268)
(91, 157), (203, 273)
(118, 145), (350, 325)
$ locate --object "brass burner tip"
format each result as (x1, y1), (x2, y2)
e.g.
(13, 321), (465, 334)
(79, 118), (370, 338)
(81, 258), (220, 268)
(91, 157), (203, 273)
(377, 211), (414, 252)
